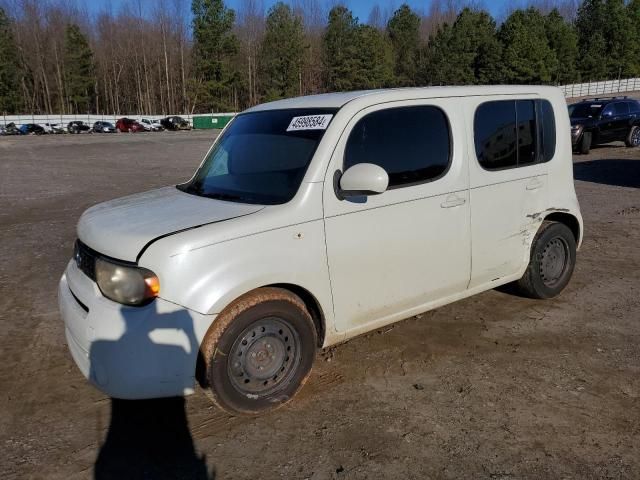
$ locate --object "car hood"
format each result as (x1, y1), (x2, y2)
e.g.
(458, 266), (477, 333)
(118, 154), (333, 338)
(77, 186), (264, 262)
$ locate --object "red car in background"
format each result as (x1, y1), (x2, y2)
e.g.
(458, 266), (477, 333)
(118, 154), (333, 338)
(115, 118), (145, 133)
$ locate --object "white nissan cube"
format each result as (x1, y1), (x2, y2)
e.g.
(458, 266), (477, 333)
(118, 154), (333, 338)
(59, 86), (583, 414)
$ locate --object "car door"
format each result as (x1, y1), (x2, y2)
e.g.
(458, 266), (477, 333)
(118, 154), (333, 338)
(467, 97), (551, 289)
(599, 103), (629, 142)
(611, 102), (631, 141)
(323, 99), (471, 332)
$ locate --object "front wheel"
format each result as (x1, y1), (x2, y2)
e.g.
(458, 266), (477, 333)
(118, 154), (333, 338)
(517, 221), (577, 299)
(199, 288), (317, 415)
(626, 126), (640, 147)
(579, 131), (591, 154)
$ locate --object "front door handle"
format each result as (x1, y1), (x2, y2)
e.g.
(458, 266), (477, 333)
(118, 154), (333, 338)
(526, 179), (543, 191)
(440, 195), (466, 208)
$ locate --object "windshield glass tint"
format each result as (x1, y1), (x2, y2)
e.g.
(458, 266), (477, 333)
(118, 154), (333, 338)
(569, 103), (603, 118)
(180, 109), (336, 205)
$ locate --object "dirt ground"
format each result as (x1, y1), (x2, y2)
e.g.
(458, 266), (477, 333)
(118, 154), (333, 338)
(1, 130), (639, 480)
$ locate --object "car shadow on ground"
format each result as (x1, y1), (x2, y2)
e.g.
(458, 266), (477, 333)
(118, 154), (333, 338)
(90, 304), (214, 479)
(573, 159), (640, 188)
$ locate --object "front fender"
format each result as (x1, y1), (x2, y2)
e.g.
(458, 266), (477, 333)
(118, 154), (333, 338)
(139, 220), (335, 332)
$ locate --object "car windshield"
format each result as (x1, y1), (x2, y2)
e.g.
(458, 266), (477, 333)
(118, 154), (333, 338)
(569, 103), (604, 118)
(179, 108), (336, 205)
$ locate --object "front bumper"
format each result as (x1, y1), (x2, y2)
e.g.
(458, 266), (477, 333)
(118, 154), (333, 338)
(59, 260), (216, 399)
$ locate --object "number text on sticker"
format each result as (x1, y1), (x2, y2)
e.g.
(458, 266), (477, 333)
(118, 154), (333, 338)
(286, 114), (333, 132)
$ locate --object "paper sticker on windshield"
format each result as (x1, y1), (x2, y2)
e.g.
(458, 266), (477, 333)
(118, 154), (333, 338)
(287, 114), (333, 132)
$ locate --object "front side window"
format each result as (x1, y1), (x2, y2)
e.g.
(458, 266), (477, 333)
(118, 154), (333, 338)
(180, 108), (336, 205)
(613, 102), (629, 115)
(475, 99), (555, 170)
(344, 106), (451, 188)
(629, 101), (640, 113)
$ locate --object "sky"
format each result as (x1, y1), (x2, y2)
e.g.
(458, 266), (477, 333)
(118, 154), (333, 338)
(85, 0), (513, 24)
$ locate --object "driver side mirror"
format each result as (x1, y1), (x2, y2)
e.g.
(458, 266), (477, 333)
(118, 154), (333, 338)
(601, 110), (613, 119)
(337, 163), (389, 199)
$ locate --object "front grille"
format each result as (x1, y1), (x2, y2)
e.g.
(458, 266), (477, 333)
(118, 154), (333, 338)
(74, 240), (98, 281)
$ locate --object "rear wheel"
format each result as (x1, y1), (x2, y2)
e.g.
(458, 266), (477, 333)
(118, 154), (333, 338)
(626, 126), (640, 147)
(579, 131), (591, 154)
(199, 287), (317, 415)
(517, 221), (576, 299)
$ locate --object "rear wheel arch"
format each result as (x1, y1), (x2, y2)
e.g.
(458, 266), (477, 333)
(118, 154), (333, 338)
(543, 212), (581, 246)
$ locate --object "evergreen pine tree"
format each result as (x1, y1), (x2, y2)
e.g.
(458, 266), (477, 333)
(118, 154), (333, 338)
(63, 24), (95, 113)
(191, 0), (239, 111)
(386, 4), (421, 86)
(323, 6), (360, 91)
(422, 9), (500, 86)
(575, 0), (634, 80)
(352, 25), (394, 89)
(0, 8), (21, 114)
(259, 3), (305, 101)
(544, 9), (579, 83)
(629, 0), (640, 76)
(498, 8), (557, 84)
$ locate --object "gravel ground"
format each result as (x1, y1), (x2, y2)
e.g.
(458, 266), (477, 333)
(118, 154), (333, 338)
(1, 131), (639, 479)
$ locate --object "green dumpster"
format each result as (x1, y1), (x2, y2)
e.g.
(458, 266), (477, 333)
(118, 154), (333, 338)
(192, 115), (235, 130)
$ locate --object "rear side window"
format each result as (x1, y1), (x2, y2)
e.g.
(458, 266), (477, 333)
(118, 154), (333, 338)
(629, 101), (640, 113)
(539, 100), (556, 162)
(474, 99), (556, 170)
(344, 106), (451, 188)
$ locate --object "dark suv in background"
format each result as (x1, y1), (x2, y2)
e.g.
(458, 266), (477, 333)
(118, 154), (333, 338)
(569, 97), (640, 154)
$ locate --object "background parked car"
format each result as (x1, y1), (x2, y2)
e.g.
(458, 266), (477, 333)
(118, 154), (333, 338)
(570, 97), (640, 154)
(160, 115), (191, 131)
(2, 122), (23, 135)
(115, 117), (145, 133)
(140, 118), (163, 131)
(67, 121), (91, 134)
(19, 123), (46, 135)
(92, 121), (116, 133)
(40, 123), (65, 134)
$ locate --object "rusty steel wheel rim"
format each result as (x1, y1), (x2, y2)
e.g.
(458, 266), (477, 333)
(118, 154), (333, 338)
(228, 317), (301, 396)
(539, 237), (570, 287)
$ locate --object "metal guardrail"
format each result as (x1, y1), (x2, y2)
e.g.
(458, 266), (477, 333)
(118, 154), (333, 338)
(3, 80), (640, 126)
(0, 112), (237, 128)
(560, 78), (640, 98)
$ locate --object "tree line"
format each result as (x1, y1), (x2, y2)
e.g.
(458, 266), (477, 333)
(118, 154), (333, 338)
(1, 0), (639, 116)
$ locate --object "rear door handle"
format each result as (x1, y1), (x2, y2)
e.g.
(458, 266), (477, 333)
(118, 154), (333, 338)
(526, 179), (543, 191)
(440, 195), (466, 208)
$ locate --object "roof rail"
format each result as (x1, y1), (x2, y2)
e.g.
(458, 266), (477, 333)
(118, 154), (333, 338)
(584, 96), (628, 102)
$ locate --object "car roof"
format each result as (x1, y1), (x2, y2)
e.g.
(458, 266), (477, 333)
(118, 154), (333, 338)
(575, 97), (638, 105)
(245, 85), (562, 112)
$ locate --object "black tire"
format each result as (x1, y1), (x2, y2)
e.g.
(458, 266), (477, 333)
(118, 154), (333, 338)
(579, 131), (591, 154)
(198, 287), (317, 415)
(626, 126), (640, 148)
(517, 221), (576, 299)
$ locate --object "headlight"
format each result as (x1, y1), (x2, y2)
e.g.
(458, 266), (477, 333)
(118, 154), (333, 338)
(95, 258), (160, 306)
